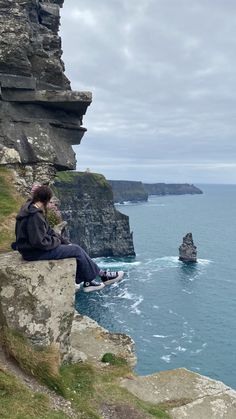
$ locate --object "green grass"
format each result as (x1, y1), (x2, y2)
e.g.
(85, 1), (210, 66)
(60, 362), (171, 419)
(0, 365), (67, 419)
(2, 328), (65, 396)
(1, 331), (171, 419)
(0, 167), (18, 222)
(0, 167), (24, 252)
(101, 353), (128, 367)
(56, 171), (109, 188)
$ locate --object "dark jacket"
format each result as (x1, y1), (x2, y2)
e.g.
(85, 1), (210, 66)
(15, 200), (63, 253)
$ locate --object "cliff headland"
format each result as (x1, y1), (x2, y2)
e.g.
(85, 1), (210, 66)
(109, 180), (203, 203)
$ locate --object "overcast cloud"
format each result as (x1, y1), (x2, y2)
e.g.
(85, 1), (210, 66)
(61, 0), (236, 183)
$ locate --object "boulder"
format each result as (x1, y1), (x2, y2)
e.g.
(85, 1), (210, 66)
(0, 252), (76, 360)
(179, 233), (197, 263)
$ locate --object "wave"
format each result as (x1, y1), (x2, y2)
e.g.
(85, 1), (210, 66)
(197, 258), (212, 265)
(161, 355), (171, 363)
(144, 256), (212, 272)
(153, 334), (170, 338)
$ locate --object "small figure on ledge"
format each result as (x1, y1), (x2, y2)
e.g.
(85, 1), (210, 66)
(179, 233), (197, 263)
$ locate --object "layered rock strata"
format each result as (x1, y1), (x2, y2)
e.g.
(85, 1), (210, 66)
(0, 0), (92, 194)
(55, 172), (135, 257)
(179, 232), (197, 263)
(108, 180), (148, 203)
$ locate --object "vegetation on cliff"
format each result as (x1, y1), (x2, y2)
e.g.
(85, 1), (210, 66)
(0, 167), (23, 253)
(56, 171), (113, 199)
(0, 333), (171, 419)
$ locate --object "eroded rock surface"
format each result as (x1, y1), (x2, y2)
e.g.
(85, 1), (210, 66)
(0, 0), (92, 193)
(70, 314), (136, 367)
(121, 368), (236, 419)
(0, 252), (75, 360)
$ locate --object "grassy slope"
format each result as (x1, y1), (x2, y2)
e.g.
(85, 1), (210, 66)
(0, 364), (67, 419)
(1, 328), (171, 418)
(0, 359), (171, 419)
(0, 167), (24, 253)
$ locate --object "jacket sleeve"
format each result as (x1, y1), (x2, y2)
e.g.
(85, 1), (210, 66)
(47, 226), (71, 245)
(27, 212), (61, 250)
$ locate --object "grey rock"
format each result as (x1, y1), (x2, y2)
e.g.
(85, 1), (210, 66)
(0, 252), (76, 360)
(179, 233), (197, 263)
(54, 172), (135, 258)
(70, 314), (136, 367)
(121, 368), (236, 419)
(0, 0), (92, 192)
(108, 180), (148, 203)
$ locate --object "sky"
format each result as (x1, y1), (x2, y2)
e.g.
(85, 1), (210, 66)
(60, 0), (236, 183)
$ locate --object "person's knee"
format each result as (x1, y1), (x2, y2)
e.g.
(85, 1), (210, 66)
(70, 244), (84, 257)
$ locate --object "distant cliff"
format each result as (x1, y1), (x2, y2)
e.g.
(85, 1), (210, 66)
(108, 180), (148, 203)
(108, 180), (203, 203)
(55, 172), (135, 258)
(144, 183), (203, 196)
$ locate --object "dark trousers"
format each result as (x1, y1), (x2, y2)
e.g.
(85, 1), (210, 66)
(22, 244), (100, 284)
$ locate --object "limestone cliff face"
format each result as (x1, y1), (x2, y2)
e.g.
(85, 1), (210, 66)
(0, 0), (91, 194)
(144, 183), (203, 196)
(108, 181), (203, 203)
(108, 180), (148, 203)
(54, 172), (135, 258)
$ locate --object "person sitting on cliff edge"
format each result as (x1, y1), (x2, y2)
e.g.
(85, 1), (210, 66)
(12, 185), (124, 292)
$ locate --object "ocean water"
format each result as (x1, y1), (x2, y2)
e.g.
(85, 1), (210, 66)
(75, 184), (236, 389)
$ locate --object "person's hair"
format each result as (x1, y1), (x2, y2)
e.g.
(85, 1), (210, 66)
(32, 185), (53, 206)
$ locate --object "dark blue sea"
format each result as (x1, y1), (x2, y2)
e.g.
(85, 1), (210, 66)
(75, 184), (236, 389)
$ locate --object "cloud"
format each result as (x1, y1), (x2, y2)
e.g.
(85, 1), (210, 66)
(60, 0), (236, 183)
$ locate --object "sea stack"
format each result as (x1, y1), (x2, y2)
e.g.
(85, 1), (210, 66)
(179, 233), (197, 263)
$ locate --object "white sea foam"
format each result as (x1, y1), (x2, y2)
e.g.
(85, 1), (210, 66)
(130, 297), (143, 309)
(175, 346), (187, 352)
(182, 289), (193, 294)
(161, 355), (171, 363)
(97, 261), (141, 268)
(117, 289), (136, 301)
(153, 334), (170, 338)
(198, 258), (212, 265)
(130, 297), (143, 315)
(102, 302), (115, 308)
(169, 309), (178, 316)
